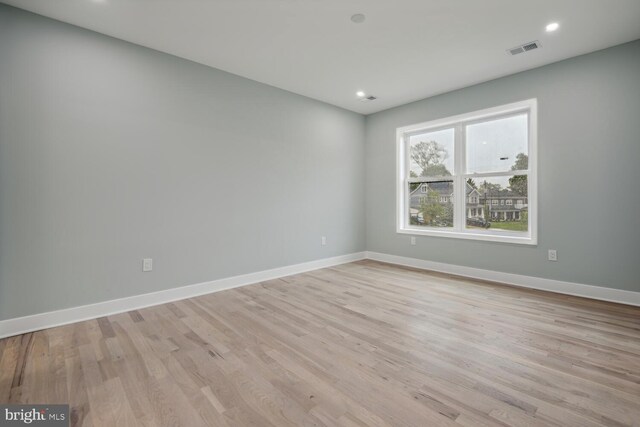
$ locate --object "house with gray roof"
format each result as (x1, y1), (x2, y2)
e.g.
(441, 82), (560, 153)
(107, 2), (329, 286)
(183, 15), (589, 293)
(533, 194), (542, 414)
(409, 182), (527, 222)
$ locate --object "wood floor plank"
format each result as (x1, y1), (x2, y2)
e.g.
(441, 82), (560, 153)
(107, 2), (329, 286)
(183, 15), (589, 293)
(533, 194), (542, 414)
(1, 260), (639, 426)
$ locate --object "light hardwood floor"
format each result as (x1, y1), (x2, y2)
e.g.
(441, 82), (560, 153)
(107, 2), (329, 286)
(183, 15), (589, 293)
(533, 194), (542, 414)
(1, 260), (639, 426)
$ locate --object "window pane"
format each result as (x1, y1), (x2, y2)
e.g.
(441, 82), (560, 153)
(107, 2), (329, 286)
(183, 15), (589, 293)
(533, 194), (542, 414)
(466, 176), (528, 232)
(409, 128), (454, 177)
(408, 181), (454, 228)
(466, 114), (528, 174)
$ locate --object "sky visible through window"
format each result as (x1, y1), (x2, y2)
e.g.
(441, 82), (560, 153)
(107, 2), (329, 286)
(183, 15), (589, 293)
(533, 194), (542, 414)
(466, 114), (528, 174)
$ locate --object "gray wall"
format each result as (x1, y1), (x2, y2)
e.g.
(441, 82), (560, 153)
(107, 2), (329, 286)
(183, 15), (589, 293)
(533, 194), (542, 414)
(365, 40), (640, 292)
(2, 5), (638, 322)
(0, 5), (365, 320)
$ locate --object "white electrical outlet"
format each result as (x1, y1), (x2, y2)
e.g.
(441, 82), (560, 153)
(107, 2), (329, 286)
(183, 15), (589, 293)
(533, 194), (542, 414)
(410, 236), (416, 246)
(321, 236), (327, 246)
(142, 258), (153, 272)
(548, 250), (557, 262)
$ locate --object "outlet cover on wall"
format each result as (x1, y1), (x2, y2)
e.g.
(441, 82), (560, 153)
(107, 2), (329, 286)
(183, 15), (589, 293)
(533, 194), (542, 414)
(410, 236), (416, 246)
(548, 250), (557, 262)
(321, 236), (327, 246)
(142, 258), (153, 272)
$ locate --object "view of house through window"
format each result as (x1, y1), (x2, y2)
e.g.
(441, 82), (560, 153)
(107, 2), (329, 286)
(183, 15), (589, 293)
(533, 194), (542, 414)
(409, 181), (454, 228)
(398, 100), (537, 244)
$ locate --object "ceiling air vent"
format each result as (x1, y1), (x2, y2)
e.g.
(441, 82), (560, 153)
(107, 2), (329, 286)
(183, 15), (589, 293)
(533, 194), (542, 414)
(360, 95), (377, 103)
(507, 40), (541, 56)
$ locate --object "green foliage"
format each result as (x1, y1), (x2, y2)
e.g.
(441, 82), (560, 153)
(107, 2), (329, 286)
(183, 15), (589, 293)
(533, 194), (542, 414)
(411, 140), (451, 177)
(419, 189), (444, 225)
(509, 175), (527, 196)
(483, 201), (491, 222)
(479, 180), (502, 193)
(508, 153), (528, 196)
(466, 178), (477, 189)
(490, 222), (528, 231)
(424, 163), (451, 177)
(511, 153), (528, 171)
(441, 202), (454, 226)
(409, 216), (423, 226)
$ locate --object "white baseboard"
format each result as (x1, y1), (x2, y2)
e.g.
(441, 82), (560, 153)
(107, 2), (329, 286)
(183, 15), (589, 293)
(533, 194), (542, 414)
(2, 250), (637, 339)
(365, 251), (640, 307)
(0, 252), (366, 339)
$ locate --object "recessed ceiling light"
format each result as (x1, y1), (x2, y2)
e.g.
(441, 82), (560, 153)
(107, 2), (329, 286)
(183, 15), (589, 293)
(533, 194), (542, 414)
(351, 14), (366, 24)
(356, 91), (366, 97)
(545, 22), (559, 32)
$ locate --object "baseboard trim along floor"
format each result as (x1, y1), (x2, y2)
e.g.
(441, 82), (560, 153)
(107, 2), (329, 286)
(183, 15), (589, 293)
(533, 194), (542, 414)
(366, 251), (640, 307)
(1, 250), (638, 339)
(0, 252), (366, 339)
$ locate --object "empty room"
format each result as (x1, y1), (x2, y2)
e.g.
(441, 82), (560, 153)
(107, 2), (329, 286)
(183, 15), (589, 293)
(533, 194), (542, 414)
(1, 1), (639, 426)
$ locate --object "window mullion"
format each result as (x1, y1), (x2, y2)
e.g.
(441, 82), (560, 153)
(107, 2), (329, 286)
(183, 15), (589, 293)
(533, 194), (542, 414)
(403, 135), (410, 230)
(454, 124), (465, 232)
(463, 170), (529, 179)
(408, 175), (456, 184)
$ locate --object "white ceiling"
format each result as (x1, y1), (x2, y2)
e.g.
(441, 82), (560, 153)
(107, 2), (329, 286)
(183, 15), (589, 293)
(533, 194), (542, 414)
(3, 0), (640, 114)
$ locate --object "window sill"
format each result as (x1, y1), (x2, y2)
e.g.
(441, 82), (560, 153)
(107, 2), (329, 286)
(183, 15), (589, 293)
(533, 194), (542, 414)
(397, 227), (537, 245)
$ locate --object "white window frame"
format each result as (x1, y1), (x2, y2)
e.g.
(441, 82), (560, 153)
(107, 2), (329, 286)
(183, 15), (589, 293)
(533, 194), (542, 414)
(396, 99), (537, 245)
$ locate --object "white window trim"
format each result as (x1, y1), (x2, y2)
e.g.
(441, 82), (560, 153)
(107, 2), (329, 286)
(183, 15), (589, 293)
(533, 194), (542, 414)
(396, 99), (538, 245)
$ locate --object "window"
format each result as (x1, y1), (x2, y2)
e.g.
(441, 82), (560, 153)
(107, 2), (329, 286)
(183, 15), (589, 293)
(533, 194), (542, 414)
(397, 99), (537, 244)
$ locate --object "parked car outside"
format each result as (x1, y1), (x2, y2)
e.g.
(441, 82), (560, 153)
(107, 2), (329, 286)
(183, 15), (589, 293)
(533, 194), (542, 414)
(466, 217), (491, 228)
